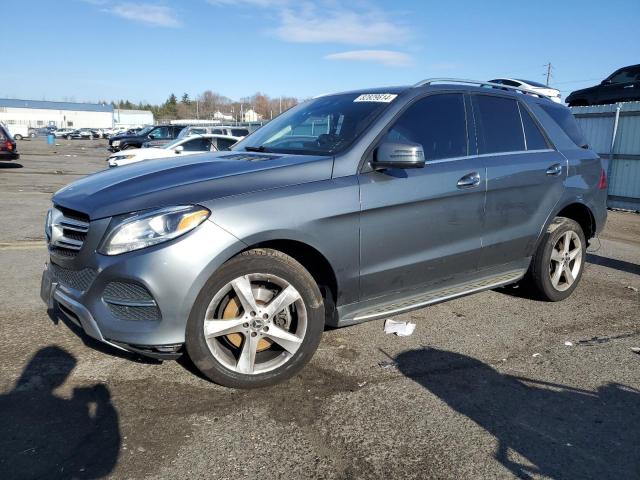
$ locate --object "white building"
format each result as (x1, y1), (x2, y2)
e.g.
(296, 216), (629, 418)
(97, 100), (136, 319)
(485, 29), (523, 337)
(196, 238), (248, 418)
(213, 111), (233, 121)
(243, 109), (261, 122)
(0, 98), (113, 129)
(113, 109), (154, 128)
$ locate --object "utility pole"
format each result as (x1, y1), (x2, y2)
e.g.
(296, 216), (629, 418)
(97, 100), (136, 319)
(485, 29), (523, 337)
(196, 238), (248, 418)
(545, 62), (553, 86)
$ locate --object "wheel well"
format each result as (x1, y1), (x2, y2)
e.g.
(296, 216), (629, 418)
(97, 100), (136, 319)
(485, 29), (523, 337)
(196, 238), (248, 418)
(556, 203), (596, 239)
(247, 240), (338, 307)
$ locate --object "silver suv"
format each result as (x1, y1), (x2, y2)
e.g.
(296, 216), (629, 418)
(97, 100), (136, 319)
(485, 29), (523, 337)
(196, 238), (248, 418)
(41, 79), (607, 388)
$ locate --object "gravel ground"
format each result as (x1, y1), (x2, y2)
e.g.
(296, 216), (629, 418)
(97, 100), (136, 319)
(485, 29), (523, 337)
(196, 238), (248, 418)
(0, 139), (638, 480)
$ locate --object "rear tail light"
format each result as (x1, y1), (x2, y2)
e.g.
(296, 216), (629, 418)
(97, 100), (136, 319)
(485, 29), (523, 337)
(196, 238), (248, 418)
(1, 140), (13, 151)
(598, 169), (607, 190)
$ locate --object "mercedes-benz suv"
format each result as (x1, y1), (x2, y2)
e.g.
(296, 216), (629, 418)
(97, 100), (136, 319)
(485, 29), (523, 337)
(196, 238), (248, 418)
(41, 79), (607, 389)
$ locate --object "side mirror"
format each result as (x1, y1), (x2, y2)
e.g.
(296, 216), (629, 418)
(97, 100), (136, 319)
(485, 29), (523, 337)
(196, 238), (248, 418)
(174, 145), (184, 154)
(371, 141), (425, 170)
(601, 79), (612, 85)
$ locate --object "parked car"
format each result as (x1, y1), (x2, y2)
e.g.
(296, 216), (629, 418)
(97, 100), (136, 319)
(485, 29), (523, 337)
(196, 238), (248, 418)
(108, 125), (183, 152)
(107, 134), (240, 167)
(566, 64), (640, 106)
(41, 78), (607, 388)
(53, 128), (75, 138)
(0, 124), (19, 160)
(29, 127), (50, 137)
(489, 78), (562, 103)
(177, 125), (250, 140)
(66, 128), (100, 140)
(5, 124), (30, 140)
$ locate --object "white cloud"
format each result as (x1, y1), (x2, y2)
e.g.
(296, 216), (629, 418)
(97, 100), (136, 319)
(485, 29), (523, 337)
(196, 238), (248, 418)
(208, 0), (410, 46)
(277, 7), (409, 46)
(325, 50), (413, 67)
(101, 3), (182, 28)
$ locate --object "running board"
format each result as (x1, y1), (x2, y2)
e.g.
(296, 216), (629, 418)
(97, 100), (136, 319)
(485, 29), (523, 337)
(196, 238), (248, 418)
(352, 270), (525, 322)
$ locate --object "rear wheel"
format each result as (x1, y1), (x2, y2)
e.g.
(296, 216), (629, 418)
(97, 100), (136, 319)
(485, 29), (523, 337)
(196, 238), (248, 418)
(523, 217), (586, 301)
(14, 134), (22, 140)
(186, 249), (325, 389)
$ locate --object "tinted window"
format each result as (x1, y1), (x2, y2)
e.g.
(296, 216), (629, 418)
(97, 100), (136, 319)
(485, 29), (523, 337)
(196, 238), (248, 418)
(150, 127), (170, 139)
(182, 138), (211, 151)
(490, 79), (520, 87)
(385, 93), (467, 161)
(472, 95), (525, 154)
(518, 104), (549, 150)
(540, 104), (588, 148)
(609, 68), (639, 84)
(231, 128), (249, 137)
(214, 138), (236, 150)
(212, 129), (224, 134)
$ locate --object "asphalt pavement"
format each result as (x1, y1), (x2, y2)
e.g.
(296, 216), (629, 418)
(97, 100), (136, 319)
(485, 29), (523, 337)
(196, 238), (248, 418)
(0, 139), (638, 479)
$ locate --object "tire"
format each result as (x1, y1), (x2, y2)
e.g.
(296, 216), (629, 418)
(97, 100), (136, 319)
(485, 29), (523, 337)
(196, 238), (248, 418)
(14, 134), (22, 140)
(523, 217), (586, 301)
(65, 135), (71, 140)
(186, 248), (325, 389)
(120, 144), (130, 150)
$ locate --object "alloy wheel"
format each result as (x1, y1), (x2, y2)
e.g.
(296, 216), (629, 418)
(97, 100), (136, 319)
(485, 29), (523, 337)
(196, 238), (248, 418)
(549, 230), (582, 292)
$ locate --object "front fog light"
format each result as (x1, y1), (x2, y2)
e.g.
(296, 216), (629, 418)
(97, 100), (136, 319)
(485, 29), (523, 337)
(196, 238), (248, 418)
(99, 205), (210, 255)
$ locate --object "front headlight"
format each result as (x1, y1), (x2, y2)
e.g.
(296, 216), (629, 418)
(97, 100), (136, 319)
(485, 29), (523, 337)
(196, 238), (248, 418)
(112, 140), (121, 146)
(99, 205), (210, 255)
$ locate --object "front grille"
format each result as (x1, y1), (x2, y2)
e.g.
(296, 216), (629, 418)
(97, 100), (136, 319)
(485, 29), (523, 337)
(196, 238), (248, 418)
(50, 262), (97, 291)
(107, 304), (162, 322)
(102, 281), (161, 322)
(47, 207), (90, 258)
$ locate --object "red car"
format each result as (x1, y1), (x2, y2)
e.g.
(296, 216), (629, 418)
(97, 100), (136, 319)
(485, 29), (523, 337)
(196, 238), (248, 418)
(0, 124), (19, 161)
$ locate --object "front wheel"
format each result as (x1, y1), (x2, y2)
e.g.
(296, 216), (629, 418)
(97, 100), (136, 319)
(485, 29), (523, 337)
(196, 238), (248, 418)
(523, 217), (586, 301)
(14, 134), (22, 140)
(186, 249), (325, 389)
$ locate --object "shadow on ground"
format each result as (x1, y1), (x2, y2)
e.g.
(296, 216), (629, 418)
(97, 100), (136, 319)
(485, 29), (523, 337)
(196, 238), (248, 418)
(0, 162), (23, 168)
(395, 348), (640, 480)
(0, 346), (121, 479)
(586, 253), (640, 276)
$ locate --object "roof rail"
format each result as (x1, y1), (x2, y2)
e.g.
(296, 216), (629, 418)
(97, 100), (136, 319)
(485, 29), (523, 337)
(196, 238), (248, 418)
(413, 78), (552, 100)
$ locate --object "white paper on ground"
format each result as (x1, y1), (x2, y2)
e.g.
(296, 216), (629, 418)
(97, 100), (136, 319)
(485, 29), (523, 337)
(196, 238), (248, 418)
(384, 319), (416, 337)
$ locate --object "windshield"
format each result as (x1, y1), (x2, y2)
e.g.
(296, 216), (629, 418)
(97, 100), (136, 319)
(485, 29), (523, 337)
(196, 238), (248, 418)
(233, 92), (398, 155)
(516, 79), (549, 88)
(136, 126), (154, 137)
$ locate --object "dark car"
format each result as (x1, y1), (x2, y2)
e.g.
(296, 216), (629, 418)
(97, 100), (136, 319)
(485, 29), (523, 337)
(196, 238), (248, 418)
(108, 125), (183, 152)
(0, 124), (19, 160)
(566, 64), (640, 106)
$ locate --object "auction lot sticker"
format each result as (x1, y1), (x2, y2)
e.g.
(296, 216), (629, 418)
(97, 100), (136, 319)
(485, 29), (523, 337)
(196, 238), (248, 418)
(354, 93), (398, 103)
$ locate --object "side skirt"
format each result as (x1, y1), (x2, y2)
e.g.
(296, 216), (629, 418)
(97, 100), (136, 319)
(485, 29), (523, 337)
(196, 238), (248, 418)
(335, 268), (526, 327)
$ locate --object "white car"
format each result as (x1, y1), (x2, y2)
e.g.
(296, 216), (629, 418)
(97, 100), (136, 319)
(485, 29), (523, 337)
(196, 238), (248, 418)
(53, 128), (75, 138)
(107, 134), (240, 167)
(488, 78), (562, 103)
(6, 124), (30, 140)
(177, 125), (250, 140)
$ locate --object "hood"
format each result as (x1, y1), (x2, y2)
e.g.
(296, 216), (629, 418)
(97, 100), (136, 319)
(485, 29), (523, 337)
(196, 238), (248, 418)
(566, 85), (596, 99)
(53, 152), (334, 219)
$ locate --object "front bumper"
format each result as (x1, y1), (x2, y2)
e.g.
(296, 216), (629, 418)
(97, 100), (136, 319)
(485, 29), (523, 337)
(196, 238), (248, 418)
(40, 219), (244, 359)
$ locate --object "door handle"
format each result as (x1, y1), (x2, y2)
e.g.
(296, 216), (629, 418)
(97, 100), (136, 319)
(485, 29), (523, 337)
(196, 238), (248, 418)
(546, 163), (562, 175)
(457, 172), (481, 188)
(623, 85), (635, 89)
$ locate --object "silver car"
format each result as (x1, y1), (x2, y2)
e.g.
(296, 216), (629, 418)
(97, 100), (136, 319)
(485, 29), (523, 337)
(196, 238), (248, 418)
(41, 79), (607, 388)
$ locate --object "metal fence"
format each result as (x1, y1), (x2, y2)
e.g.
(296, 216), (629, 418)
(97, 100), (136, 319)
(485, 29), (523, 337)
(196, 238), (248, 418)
(571, 102), (640, 211)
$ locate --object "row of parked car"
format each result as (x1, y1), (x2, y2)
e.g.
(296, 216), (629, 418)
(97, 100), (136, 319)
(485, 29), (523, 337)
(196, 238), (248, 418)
(106, 124), (250, 167)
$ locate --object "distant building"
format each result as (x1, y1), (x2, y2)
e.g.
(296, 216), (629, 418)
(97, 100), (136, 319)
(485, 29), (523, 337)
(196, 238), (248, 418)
(0, 98), (113, 129)
(113, 109), (154, 128)
(243, 109), (261, 122)
(213, 111), (233, 121)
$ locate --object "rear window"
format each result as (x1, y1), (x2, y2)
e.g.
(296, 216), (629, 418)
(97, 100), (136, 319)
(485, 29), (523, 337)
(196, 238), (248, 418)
(518, 104), (549, 150)
(540, 104), (588, 148)
(231, 128), (249, 137)
(472, 95), (525, 154)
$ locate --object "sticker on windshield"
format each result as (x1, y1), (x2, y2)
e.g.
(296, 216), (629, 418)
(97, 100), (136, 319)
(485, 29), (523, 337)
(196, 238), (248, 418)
(354, 93), (398, 103)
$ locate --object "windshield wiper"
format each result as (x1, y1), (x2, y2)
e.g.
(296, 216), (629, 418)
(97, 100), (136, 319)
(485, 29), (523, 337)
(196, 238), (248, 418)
(244, 146), (267, 152)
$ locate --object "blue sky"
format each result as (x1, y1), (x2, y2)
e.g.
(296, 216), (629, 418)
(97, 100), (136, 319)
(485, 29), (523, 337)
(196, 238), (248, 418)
(1, 0), (638, 104)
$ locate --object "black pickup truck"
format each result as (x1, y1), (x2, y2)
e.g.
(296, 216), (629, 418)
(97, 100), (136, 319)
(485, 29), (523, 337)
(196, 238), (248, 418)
(108, 125), (183, 152)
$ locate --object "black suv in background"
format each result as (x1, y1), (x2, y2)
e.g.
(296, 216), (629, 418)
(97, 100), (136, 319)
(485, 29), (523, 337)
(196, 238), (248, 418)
(0, 124), (19, 161)
(108, 125), (183, 152)
(566, 64), (640, 106)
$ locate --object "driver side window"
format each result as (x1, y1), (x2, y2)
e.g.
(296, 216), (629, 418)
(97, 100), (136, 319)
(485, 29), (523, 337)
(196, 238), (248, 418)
(386, 94), (468, 161)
